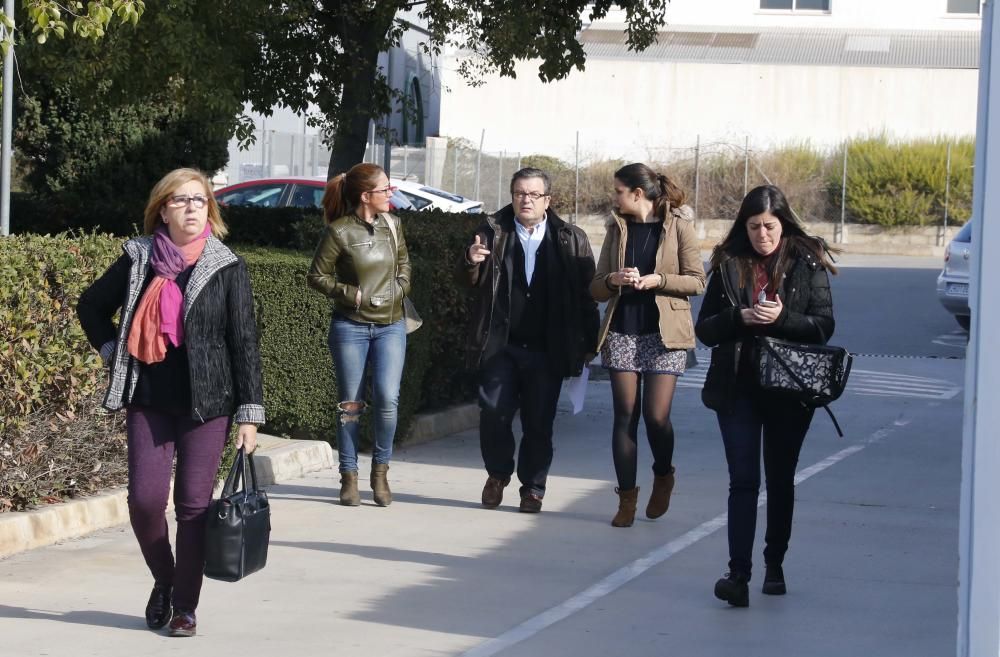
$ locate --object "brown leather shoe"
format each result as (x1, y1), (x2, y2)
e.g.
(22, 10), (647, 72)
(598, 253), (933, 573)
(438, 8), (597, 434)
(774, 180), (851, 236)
(611, 487), (639, 527)
(519, 492), (543, 514)
(144, 583), (171, 629)
(481, 476), (510, 508)
(168, 610), (197, 637)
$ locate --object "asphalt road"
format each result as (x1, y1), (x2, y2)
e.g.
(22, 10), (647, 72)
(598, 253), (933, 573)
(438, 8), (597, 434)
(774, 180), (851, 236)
(0, 256), (966, 657)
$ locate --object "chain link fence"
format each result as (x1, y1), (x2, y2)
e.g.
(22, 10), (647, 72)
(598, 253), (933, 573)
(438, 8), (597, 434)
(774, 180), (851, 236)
(223, 130), (973, 246)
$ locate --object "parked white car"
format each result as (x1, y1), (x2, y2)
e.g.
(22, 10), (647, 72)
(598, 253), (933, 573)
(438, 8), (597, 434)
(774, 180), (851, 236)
(936, 220), (972, 331)
(390, 179), (484, 213)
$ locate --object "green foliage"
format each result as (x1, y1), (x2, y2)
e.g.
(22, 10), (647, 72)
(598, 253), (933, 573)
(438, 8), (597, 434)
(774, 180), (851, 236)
(0, 232), (121, 436)
(829, 137), (974, 226)
(15, 82), (231, 235)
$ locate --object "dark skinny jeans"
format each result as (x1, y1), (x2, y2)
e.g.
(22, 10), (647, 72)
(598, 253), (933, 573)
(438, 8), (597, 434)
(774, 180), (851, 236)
(126, 407), (229, 612)
(717, 391), (814, 579)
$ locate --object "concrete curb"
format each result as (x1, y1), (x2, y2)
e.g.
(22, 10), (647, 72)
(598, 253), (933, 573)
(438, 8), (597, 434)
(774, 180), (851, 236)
(0, 403), (478, 560)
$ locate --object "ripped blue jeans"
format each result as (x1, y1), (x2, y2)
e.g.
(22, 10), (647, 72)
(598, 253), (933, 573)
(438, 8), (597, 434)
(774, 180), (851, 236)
(328, 314), (407, 473)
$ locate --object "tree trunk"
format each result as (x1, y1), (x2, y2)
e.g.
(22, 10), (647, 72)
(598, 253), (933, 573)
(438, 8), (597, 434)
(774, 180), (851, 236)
(326, 8), (397, 178)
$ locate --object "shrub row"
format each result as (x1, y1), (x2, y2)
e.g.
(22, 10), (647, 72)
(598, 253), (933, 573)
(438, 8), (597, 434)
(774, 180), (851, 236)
(521, 136), (974, 227)
(1, 212), (481, 508)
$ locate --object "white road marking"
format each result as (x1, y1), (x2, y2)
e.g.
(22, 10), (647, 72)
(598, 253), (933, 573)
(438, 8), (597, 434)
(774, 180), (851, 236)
(460, 423), (903, 657)
(677, 366), (961, 400)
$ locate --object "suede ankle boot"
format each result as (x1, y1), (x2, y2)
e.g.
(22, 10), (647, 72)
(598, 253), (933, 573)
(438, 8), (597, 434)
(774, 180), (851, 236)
(714, 571), (750, 607)
(371, 463), (392, 507)
(340, 471), (360, 506)
(646, 467), (675, 519)
(611, 487), (640, 527)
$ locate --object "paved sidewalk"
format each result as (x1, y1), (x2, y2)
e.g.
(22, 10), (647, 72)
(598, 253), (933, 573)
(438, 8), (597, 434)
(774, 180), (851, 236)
(0, 356), (962, 657)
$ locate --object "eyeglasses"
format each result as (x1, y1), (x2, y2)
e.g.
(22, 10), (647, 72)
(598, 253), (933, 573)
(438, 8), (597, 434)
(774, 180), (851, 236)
(166, 194), (209, 209)
(367, 186), (399, 197)
(512, 191), (549, 202)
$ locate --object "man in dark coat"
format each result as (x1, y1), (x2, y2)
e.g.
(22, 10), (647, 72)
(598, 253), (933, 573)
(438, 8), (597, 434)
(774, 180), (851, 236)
(457, 167), (599, 513)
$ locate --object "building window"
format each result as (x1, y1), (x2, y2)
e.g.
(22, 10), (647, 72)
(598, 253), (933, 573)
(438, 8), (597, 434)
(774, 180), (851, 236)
(947, 0), (980, 14)
(760, 0), (831, 11)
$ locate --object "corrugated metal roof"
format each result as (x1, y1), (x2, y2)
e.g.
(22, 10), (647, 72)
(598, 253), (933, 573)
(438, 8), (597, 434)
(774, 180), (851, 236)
(579, 26), (979, 69)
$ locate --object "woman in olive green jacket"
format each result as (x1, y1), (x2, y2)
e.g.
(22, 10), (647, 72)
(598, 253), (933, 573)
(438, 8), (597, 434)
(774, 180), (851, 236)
(590, 163), (705, 528)
(307, 163), (411, 508)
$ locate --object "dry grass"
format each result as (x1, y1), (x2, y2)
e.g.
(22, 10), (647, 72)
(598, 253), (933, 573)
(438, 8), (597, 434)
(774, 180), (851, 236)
(0, 394), (127, 512)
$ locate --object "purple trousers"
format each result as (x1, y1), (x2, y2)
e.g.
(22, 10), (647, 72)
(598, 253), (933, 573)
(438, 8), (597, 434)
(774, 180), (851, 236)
(126, 407), (229, 612)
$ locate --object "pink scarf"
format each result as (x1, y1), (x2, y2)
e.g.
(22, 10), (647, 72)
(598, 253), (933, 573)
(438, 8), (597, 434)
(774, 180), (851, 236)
(127, 226), (210, 364)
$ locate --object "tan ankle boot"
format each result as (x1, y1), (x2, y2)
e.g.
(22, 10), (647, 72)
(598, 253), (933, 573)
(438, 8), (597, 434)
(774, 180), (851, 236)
(611, 487), (640, 527)
(340, 471), (360, 506)
(371, 463), (392, 507)
(646, 467), (675, 519)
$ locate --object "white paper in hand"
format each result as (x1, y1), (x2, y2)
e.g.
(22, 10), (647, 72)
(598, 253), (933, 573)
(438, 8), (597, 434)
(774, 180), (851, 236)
(564, 365), (590, 415)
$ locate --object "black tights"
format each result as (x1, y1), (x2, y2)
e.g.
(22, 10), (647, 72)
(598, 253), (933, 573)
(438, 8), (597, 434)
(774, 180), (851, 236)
(610, 371), (678, 490)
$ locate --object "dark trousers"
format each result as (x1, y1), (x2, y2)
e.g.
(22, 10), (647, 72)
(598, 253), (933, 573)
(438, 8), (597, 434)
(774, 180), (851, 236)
(716, 392), (814, 578)
(478, 345), (563, 497)
(126, 407), (229, 612)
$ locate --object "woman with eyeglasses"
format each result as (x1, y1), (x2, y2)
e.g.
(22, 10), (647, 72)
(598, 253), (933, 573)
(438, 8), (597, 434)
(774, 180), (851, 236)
(590, 163), (705, 528)
(307, 163), (411, 508)
(77, 168), (266, 637)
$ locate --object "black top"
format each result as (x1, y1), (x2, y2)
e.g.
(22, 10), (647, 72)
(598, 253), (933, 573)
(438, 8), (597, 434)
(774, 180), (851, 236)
(611, 220), (663, 335)
(507, 234), (550, 351)
(132, 265), (195, 414)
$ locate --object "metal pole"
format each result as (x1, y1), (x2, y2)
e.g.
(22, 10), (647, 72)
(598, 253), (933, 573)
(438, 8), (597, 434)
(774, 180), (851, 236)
(266, 130), (275, 177)
(497, 150), (504, 212)
(574, 131), (580, 224)
(453, 148), (459, 194)
(743, 135), (749, 196)
(944, 141), (953, 240)
(693, 134), (701, 219)
(474, 129), (484, 202)
(840, 144), (848, 244)
(403, 144), (408, 178)
(517, 153), (522, 171)
(312, 135), (319, 177)
(0, 0), (13, 236)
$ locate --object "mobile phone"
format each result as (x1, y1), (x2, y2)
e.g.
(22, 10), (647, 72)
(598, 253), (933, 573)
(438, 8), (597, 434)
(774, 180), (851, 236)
(758, 299), (779, 308)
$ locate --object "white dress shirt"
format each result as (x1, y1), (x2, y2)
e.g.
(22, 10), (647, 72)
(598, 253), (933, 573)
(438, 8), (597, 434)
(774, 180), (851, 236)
(514, 216), (547, 285)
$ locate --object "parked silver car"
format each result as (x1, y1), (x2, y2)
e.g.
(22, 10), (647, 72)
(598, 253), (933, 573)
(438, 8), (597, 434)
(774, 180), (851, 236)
(936, 220), (972, 330)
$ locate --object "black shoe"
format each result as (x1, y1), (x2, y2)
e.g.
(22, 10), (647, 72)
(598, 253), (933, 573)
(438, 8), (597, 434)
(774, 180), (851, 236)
(762, 564), (786, 595)
(144, 584), (172, 629)
(714, 572), (750, 607)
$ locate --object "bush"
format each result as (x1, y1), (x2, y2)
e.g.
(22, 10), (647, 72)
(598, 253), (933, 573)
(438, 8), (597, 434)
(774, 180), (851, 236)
(0, 232), (121, 436)
(829, 137), (974, 227)
(0, 233), (126, 511)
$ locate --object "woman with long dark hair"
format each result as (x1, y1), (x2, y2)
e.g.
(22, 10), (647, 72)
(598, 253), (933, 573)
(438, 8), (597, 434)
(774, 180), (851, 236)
(307, 163), (411, 507)
(696, 184), (838, 607)
(591, 163), (705, 527)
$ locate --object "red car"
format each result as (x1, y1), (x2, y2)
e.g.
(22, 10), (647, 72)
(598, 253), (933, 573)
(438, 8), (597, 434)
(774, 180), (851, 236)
(215, 176), (416, 211)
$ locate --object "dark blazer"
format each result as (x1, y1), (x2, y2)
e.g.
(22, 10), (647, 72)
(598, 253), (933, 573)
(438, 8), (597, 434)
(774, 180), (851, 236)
(77, 236), (265, 424)
(695, 246), (835, 413)
(456, 205), (600, 377)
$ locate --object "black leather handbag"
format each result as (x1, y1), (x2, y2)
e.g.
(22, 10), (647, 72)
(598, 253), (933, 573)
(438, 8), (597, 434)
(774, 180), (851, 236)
(204, 447), (271, 582)
(754, 336), (853, 436)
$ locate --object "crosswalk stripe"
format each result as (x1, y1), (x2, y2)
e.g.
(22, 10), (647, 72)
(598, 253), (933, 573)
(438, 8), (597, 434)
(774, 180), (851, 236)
(671, 365), (961, 400)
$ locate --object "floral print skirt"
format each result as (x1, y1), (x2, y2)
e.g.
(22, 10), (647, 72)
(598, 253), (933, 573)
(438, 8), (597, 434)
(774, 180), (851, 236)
(600, 331), (687, 375)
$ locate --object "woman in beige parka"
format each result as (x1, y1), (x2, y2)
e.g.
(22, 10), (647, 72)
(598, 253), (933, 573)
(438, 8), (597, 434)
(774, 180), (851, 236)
(591, 163), (706, 528)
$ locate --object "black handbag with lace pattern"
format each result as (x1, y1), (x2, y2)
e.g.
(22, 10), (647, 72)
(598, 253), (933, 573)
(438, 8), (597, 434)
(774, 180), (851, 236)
(754, 336), (853, 436)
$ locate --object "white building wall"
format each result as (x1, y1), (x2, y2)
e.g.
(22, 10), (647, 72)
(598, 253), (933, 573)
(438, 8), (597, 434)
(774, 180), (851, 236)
(438, 57), (977, 161)
(599, 0), (981, 30)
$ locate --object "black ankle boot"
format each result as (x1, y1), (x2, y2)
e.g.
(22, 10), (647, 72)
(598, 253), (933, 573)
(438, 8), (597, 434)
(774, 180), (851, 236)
(714, 571), (750, 607)
(145, 583), (172, 629)
(762, 564), (786, 595)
